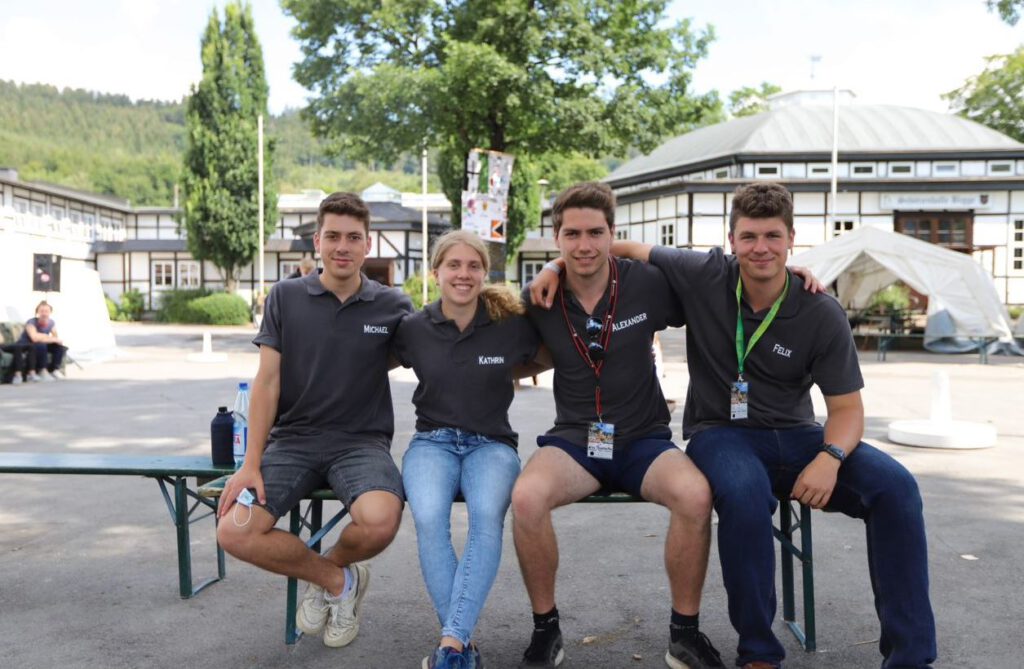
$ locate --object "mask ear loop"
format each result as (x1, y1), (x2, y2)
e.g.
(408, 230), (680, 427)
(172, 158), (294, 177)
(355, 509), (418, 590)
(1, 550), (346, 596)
(232, 500), (253, 527)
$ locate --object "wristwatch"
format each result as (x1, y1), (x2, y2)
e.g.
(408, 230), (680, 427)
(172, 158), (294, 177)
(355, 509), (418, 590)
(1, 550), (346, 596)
(820, 443), (846, 463)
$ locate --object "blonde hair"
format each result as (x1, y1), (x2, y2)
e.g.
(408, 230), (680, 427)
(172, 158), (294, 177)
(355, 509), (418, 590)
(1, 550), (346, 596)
(430, 230), (524, 321)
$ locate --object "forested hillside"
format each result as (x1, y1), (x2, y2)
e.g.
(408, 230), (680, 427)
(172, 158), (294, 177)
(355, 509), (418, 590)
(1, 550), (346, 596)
(0, 80), (440, 206)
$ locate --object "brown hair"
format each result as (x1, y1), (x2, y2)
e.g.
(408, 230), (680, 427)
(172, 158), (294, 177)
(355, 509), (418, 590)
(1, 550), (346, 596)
(729, 182), (794, 232)
(298, 257), (316, 274)
(35, 300), (52, 315)
(551, 181), (615, 234)
(430, 230), (524, 321)
(317, 192), (371, 234)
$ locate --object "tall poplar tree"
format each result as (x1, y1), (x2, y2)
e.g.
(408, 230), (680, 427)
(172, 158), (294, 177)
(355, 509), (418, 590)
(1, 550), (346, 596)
(182, 1), (276, 292)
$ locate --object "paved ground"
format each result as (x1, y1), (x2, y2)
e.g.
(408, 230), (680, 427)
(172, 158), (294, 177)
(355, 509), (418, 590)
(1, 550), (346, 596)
(1, 322), (1021, 668)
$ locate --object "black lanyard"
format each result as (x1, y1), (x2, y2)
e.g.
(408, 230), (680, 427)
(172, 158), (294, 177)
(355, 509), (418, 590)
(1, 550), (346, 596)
(558, 257), (619, 420)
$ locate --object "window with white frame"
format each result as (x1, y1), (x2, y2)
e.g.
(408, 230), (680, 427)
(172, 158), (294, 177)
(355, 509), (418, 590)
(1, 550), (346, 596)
(989, 161), (1013, 175)
(13, 197), (29, 213)
(756, 164), (780, 177)
(659, 221), (675, 246)
(809, 163), (832, 177)
(178, 261), (201, 288)
(30, 202), (45, 217)
(152, 261), (174, 288)
(521, 260), (546, 284)
(889, 163), (913, 176)
(934, 162), (957, 176)
(851, 163), (875, 177)
(51, 206), (66, 220)
(280, 260), (302, 278)
(833, 220), (855, 237)
(713, 167), (730, 179)
(1014, 220), (1024, 271)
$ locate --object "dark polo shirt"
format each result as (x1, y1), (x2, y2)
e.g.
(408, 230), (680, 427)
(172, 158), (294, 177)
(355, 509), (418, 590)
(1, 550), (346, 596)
(649, 246), (863, 439)
(254, 270), (414, 447)
(523, 257), (685, 449)
(392, 299), (539, 448)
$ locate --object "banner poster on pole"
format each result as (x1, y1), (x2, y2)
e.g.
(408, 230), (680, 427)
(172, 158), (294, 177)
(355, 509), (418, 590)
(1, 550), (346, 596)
(461, 149), (514, 244)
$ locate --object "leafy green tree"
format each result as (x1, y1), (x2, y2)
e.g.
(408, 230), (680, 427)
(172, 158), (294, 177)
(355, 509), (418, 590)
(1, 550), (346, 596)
(284, 0), (720, 276)
(944, 46), (1024, 143)
(728, 82), (782, 118)
(182, 1), (276, 291)
(989, 0), (1022, 24)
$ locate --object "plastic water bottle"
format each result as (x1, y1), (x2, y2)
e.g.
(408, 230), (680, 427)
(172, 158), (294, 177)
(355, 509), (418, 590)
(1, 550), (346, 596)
(210, 406), (234, 466)
(232, 382), (250, 467)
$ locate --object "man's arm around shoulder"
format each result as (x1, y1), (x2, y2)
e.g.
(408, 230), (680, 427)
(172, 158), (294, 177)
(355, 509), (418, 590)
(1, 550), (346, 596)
(218, 345), (281, 517)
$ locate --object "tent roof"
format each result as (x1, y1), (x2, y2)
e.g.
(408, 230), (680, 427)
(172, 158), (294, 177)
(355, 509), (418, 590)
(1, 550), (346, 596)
(790, 226), (1014, 341)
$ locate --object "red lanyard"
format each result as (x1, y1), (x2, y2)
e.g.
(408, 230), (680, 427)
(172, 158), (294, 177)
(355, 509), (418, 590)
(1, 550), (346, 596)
(558, 257), (619, 420)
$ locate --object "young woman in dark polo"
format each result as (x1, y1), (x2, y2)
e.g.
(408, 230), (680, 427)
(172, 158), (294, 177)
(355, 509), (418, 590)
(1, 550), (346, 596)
(392, 230), (545, 669)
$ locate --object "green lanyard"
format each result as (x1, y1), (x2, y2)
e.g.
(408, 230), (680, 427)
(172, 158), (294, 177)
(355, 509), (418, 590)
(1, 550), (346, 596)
(734, 273), (790, 379)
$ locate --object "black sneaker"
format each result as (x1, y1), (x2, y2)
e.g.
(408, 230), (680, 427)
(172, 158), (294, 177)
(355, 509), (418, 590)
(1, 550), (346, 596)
(665, 630), (725, 669)
(519, 628), (564, 668)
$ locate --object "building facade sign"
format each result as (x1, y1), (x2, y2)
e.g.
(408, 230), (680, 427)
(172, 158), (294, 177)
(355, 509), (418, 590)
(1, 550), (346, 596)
(879, 193), (992, 211)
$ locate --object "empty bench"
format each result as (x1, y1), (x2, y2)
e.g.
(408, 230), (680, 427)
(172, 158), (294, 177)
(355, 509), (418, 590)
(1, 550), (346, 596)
(198, 476), (817, 650)
(0, 452), (235, 598)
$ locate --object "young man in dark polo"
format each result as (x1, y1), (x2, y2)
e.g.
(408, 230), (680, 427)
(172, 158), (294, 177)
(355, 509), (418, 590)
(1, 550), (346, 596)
(560, 182), (936, 669)
(216, 192), (413, 649)
(512, 181), (724, 669)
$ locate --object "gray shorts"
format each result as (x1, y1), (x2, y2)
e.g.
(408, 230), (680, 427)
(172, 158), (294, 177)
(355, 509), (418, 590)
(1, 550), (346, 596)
(259, 439), (404, 519)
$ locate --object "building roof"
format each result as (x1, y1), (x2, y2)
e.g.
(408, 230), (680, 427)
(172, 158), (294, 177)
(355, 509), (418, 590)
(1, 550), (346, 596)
(607, 104), (1024, 185)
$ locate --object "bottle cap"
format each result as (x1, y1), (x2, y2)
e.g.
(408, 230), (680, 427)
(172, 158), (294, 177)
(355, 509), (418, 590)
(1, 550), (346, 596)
(218, 406), (228, 412)
(239, 382), (249, 390)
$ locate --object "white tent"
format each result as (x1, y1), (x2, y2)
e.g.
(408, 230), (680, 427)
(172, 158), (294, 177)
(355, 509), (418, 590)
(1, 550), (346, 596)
(789, 226), (1015, 344)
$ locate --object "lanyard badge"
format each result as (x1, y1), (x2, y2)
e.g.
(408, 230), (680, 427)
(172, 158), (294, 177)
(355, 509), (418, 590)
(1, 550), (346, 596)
(732, 273), (789, 421)
(560, 258), (619, 459)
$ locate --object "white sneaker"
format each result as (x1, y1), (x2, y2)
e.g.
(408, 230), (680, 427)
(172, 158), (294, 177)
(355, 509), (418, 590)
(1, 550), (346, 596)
(39, 372), (55, 382)
(26, 372), (41, 382)
(295, 582), (329, 636)
(48, 369), (65, 380)
(11, 375), (23, 385)
(323, 563), (370, 648)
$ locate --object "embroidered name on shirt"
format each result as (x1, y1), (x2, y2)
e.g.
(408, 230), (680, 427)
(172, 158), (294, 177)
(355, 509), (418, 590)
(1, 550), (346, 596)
(363, 324), (389, 334)
(772, 343), (792, 358)
(478, 355), (505, 365)
(612, 312), (648, 332)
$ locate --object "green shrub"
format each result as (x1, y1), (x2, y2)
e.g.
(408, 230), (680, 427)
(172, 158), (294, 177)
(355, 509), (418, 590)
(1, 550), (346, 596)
(186, 293), (251, 325)
(157, 289), (211, 323)
(870, 283), (911, 313)
(118, 289), (145, 321)
(105, 295), (118, 320)
(402, 273), (439, 310)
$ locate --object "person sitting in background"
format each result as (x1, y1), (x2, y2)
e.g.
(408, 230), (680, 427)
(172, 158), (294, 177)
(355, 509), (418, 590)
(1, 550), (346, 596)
(19, 301), (67, 381)
(288, 257), (317, 279)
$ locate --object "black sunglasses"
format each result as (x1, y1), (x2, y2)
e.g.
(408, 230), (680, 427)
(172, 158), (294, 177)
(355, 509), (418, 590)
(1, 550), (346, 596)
(585, 317), (605, 362)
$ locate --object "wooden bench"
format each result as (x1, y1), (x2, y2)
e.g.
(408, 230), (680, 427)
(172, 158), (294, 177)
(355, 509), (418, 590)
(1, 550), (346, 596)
(198, 476), (817, 650)
(0, 452), (235, 598)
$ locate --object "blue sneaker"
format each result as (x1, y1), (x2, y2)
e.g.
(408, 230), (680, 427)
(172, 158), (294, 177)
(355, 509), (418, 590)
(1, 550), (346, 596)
(423, 646), (468, 669)
(465, 642), (484, 669)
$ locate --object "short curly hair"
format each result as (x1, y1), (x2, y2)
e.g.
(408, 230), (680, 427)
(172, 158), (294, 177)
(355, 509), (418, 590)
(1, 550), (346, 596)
(729, 182), (794, 233)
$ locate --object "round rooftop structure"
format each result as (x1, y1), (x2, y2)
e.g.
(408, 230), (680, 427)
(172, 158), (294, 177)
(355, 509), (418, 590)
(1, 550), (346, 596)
(607, 100), (1024, 185)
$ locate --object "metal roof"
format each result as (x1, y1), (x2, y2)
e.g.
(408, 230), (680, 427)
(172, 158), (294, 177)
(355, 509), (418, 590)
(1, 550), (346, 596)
(607, 105), (1024, 184)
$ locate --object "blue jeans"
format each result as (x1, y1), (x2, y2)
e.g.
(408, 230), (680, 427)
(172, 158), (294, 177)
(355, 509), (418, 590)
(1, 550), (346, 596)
(402, 428), (521, 646)
(687, 425), (936, 669)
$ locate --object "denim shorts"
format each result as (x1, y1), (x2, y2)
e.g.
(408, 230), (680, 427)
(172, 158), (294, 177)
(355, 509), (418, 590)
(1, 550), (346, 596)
(259, 437), (404, 519)
(536, 429), (678, 498)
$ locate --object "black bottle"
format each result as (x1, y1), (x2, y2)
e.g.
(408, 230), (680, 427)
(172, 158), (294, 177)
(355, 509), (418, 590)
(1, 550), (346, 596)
(211, 406), (234, 466)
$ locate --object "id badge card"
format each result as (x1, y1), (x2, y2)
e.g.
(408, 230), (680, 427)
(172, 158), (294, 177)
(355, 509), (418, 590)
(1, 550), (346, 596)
(587, 422), (615, 460)
(730, 378), (749, 420)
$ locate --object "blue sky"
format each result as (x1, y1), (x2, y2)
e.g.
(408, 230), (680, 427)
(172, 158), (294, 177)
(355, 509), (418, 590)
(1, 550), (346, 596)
(0, 0), (1020, 115)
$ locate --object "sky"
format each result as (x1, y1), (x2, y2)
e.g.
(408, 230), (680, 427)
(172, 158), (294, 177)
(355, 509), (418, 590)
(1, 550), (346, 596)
(0, 0), (1021, 115)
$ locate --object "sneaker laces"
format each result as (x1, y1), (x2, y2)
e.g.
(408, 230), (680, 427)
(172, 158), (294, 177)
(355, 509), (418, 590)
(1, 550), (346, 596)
(692, 631), (723, 665)
(327, 597), (357, 627)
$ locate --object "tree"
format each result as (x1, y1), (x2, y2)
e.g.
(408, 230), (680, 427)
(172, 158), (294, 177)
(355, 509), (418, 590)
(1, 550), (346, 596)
(728, 82), (782, 118)
(988, 0), (1022, 24)
(182, 1), (276, 292)
(283, 0), (720, 276)
(944, 46), (1024, 143)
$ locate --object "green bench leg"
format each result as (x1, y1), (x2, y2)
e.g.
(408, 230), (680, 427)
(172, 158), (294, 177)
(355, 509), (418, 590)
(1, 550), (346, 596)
(163, 476), (225, 599)
(774, 500), (816, 652)
(285, 499), (332, 645)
